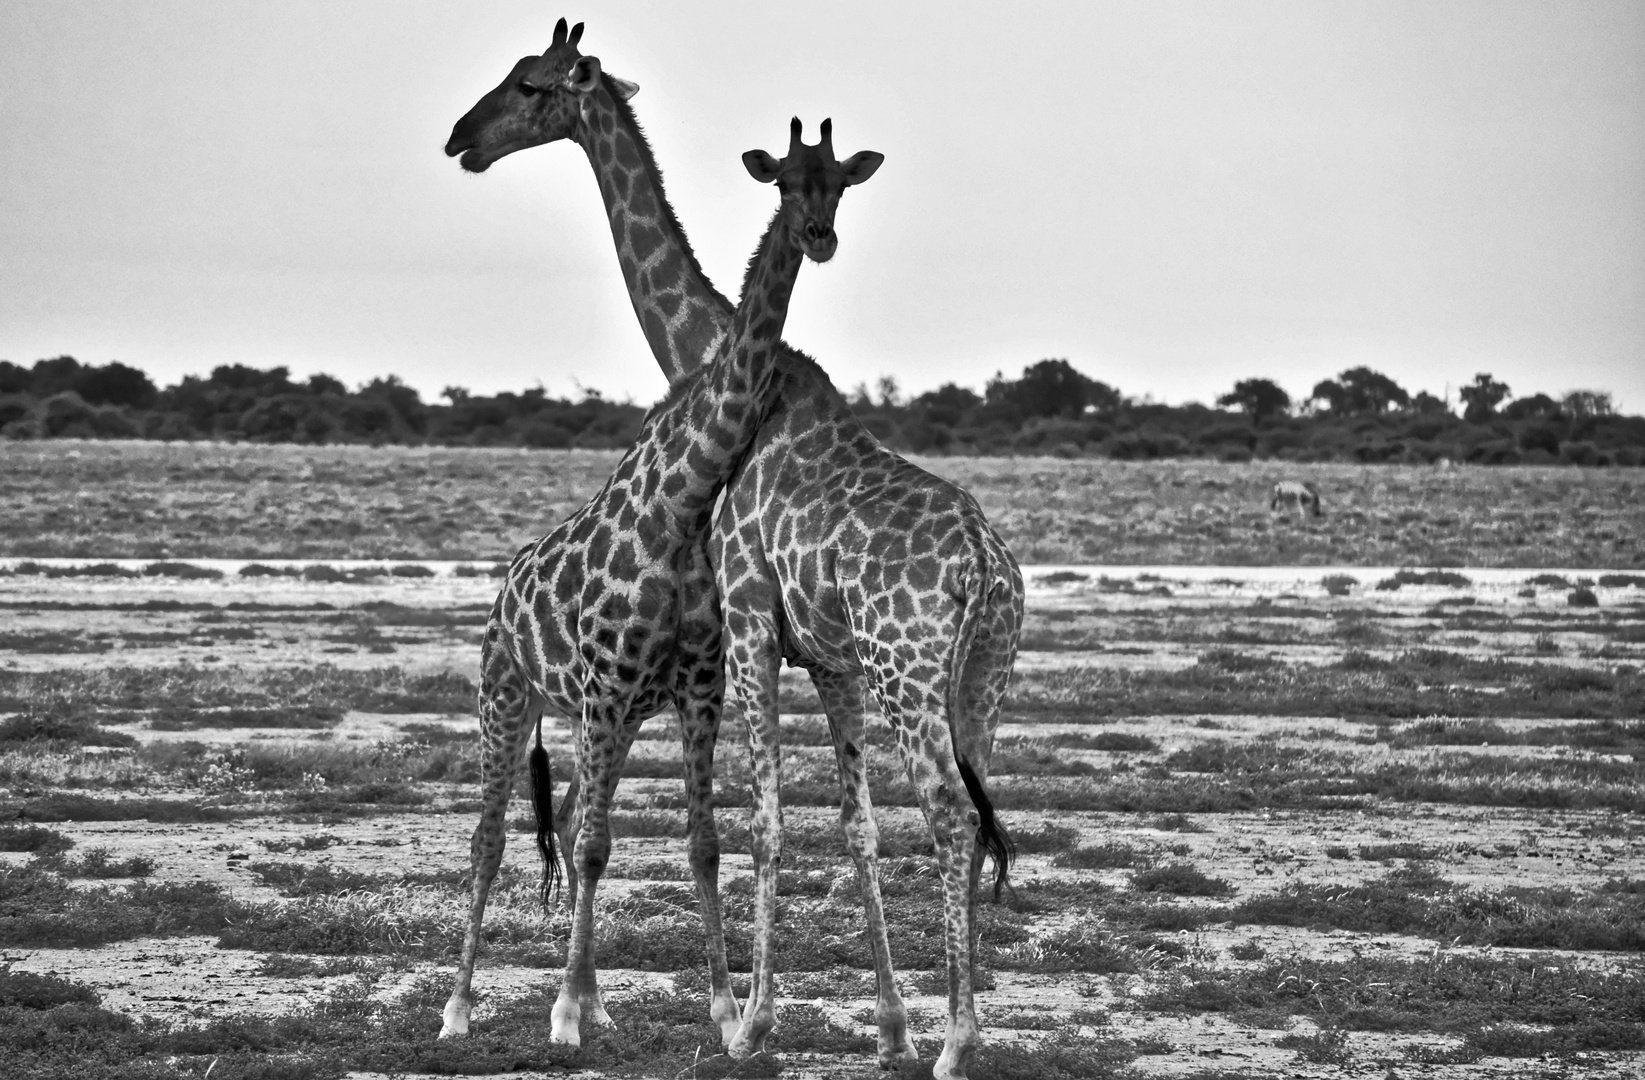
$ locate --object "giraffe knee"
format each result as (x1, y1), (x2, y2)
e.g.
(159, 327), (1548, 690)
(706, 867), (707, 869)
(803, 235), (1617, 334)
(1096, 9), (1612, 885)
(575, 835), (611, 877)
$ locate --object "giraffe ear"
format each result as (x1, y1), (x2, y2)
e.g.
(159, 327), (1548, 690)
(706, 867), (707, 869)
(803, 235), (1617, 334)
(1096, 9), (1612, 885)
(743, 150), (781, 183)
(608, 75), (640, 101)
(567, 55), (602, 94)
(840, 150), (884, 186)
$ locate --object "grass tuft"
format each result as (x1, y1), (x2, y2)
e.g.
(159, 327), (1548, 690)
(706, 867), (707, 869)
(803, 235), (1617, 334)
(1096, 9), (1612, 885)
(1132, 863), (1233, 897)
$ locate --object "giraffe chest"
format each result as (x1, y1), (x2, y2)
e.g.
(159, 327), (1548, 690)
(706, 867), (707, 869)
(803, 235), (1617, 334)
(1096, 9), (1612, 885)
(498, 536), (698, 720)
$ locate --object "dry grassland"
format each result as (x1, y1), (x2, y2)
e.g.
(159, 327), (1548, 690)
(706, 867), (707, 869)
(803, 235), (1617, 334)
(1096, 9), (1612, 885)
(1, 562), (1642, 1078)
(2, 441), (1642, 565)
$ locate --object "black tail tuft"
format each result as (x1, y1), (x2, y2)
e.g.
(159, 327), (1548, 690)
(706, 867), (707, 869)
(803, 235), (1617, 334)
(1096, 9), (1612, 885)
(528, 720), (561, 908)
(957, 755), (1015, 901)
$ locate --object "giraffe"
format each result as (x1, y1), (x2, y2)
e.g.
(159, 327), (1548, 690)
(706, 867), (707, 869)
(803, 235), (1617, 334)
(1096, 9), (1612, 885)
(445, 22), (1020, 1080)
(1270, 479), (1324, 518)
(441, 55), (883, 1049)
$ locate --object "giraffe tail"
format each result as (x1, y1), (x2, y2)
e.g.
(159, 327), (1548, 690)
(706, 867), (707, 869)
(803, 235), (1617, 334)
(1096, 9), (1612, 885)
(528, 716), (562, 907)
(948, 545), (1016, 901)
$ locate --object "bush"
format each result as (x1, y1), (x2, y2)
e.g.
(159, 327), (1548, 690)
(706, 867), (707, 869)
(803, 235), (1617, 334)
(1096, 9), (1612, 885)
(1321, 574), (1357, 596)
(1569, 587), (1599, 608)
(1375, 569), (1471, 590)
(1131, 864), (1233, 897)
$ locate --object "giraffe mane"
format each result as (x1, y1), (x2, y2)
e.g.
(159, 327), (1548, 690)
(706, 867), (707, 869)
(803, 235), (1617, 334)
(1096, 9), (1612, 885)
(739, 209), (784, 304)
(605, 75), (733, 317)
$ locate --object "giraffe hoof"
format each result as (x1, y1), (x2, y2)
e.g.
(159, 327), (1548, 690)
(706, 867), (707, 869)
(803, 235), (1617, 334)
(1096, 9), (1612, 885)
(716, 1016), (741, 1049)
(439, 998), (471, 1038)
(878, 1043), (918, 1067)
(549, 998), (582, 1045)
(933, 1047), (972, 1080)
(726, 1033), (764, 1060)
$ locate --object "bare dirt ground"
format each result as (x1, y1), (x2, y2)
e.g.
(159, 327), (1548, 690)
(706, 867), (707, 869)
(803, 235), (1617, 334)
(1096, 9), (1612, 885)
(2, 560), (1643, 1078)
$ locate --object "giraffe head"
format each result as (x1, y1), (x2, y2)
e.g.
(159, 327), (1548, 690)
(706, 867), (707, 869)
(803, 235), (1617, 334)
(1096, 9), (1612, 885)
(443, 17), (639, 173)
(743, 118), (883, 264)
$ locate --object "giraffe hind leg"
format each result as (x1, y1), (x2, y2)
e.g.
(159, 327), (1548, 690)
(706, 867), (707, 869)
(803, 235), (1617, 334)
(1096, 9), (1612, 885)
(441, 660), (539, 1037)
(880, 690), (983, 1080)
(812, 668), (915, 1066)
(550, 689), (638, 1043)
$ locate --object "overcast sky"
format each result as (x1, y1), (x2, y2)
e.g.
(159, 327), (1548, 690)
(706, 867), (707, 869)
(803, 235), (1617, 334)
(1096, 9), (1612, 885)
(3, 1), (1641, 411)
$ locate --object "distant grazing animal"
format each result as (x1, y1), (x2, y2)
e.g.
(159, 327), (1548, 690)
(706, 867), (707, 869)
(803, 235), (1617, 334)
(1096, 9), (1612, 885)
(1270, 480), (1323, 518)
(439, 74), (881, 1049)
(443, 19), (1020, 1079)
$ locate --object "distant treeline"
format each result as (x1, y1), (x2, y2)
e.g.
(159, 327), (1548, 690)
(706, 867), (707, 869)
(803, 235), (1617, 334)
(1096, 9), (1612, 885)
(2, 355), (1640, 466)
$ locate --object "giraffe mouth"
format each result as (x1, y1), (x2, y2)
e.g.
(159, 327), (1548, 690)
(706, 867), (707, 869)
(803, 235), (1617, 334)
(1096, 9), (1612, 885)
(453, 138), (540, 174)
(800, 236), (838, 264)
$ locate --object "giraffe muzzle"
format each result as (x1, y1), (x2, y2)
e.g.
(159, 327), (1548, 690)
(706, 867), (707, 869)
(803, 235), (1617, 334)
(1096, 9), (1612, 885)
(801, 221), (837, 262)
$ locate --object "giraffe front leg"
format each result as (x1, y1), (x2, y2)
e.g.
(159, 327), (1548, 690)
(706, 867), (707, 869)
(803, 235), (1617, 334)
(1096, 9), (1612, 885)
(673, 572), (742, 1045)
(676, 681), (741, 1045)
(442, 658), (538, 1037)
(724, 619), (783, 1060)
(813, 668), (915, 1066)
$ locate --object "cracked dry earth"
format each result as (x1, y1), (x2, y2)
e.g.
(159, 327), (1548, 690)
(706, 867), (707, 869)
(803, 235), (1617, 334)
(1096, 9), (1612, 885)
(2, 560), (1643, 1079)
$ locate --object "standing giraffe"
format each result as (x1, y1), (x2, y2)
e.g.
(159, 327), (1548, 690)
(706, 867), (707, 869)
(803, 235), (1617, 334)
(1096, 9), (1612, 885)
(441, 59), (883, 1049)
(445, 22), (1020, 1080)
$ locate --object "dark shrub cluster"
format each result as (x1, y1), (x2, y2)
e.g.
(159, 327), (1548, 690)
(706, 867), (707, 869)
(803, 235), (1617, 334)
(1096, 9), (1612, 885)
(3, 355), (1640, 463)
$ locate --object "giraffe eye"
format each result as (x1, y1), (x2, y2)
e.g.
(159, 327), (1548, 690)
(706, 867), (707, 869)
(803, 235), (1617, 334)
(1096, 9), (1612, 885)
(517, 82), (542, 98)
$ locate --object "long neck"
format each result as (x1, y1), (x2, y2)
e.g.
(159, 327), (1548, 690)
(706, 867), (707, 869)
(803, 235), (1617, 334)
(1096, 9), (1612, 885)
(726, 210), (803, 373)
(576, 80), (736, 387)
(636, 212), (799, 523)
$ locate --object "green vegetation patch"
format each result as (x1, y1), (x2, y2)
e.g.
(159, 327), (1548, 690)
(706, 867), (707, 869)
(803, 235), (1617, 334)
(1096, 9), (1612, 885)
(1137, 952), (1645, 1053)
(0, 863), (236, 946)
(1005, 649), (1645, 720)
(0, 708), (136, 749)
(1375, 569), (1473, 590)
(0, 793), (233, 824)
(0, 663), (475, 715)
(1132, 863), (1233, 897)
(140, 561), (223, 579)
(0, 823), (73, 855)
(8, 561), (138, 579)
(146, 705), (344, 731)
(1231, 864), (1645, 950)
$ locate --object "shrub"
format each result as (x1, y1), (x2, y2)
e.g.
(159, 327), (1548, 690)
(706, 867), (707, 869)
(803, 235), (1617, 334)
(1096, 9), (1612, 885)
(1131, 863), (1233, 897)
(1320, 574), (1357, 596)
(1054, 843), (1149, 870)
(239, 563), (298, 577)
(141, 561), (223, 580)
(0, 824), (73, 855)
(1375, 569), (1472, 590)
(390, 563), (435, 578)
(1569, 587), (1599, 608)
